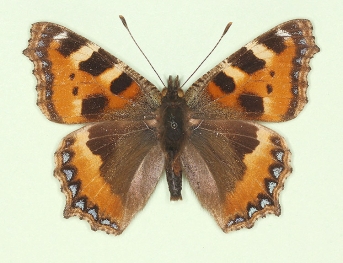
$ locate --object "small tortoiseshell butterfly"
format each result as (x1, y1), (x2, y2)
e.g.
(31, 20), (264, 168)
(24, 18), (319, 235)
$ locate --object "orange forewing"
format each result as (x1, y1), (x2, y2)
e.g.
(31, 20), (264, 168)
(186, 19), (319, 122)
(24, 22), (160, 124)
(46, 41), (141, 122)
(206, 38), (299, 121)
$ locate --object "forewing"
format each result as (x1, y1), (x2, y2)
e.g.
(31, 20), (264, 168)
(181, 120), (291, 232)
(185, 19), (319, 122)
(24, 22), (161, 124)
(54, 121), (164, 234)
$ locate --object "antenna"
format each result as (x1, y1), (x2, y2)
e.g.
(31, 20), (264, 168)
(180, 22), (232, 88)
(119, 15), (166, 87)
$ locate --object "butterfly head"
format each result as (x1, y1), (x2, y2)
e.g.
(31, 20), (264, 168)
(161, 75), (184, 101)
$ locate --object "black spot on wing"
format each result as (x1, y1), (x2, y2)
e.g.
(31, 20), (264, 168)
(72, 86), (78, 96)
(266, 84), (273, 94)
(57, 32), (87, 57)
(258, 31), (287, 54)
(213, 72), (236, 93)
(81, 94), (108, 117)
(110, 73), (133, 94)
(79, 48), (113, 76)
(232, 47), (266, 74)
(238, 93), (264, 113)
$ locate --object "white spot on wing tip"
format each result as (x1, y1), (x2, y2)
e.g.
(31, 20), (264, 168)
(54, 31), (68, 40)
(37, 40), (45, 47)
(293, 71), (299, 79)
(276, 29), (291, 37)
(299, 39), (307, 45)
(301, 48), (308, 55)
(35, 51), (43, 58)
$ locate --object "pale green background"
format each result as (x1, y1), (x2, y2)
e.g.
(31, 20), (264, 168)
(1, 0), (342, 262)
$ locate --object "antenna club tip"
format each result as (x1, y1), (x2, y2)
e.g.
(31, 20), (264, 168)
(119, 15), (128, 28)
(223, 22), (233, 36)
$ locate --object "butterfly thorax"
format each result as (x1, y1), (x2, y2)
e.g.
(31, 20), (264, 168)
(158, 76), (189, 200)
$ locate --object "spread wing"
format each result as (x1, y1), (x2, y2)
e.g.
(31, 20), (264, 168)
(185, 19), (319, 122)
(181, 120), (291, 231)
(24, 22), (161, 124)
(54, 121), (164, 234)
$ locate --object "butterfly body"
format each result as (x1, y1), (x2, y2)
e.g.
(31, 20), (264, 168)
(158, 76), (188, 200)
(24, 19), (319, 235)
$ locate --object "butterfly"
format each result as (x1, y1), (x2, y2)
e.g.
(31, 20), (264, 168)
(23, 18), (319, 235)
